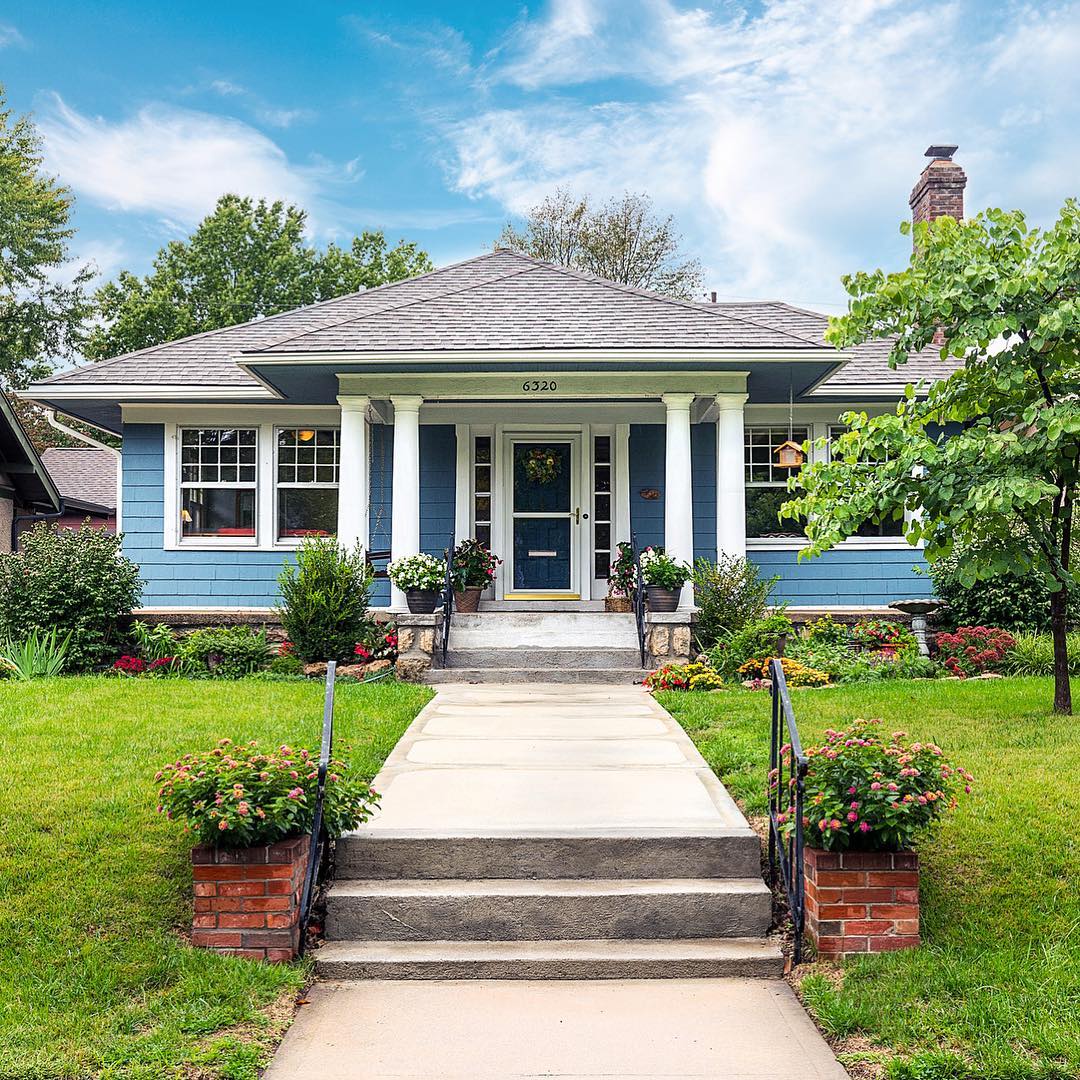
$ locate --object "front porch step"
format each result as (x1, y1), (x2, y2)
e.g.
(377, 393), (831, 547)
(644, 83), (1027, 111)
(324, 877), (772, 942)
(426, 667), (643, 684)
(449, 612), (639, 650)
(334, 832), (762, 881)
(314, 936), (784, 980)
(445, 647), (643, 670)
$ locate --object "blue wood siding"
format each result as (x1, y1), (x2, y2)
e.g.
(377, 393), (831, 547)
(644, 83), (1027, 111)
(750, 547), (929, 607)
(122, 422), (456, 609)
(122, 424), (291, 608)
(628, 423), (716, 563)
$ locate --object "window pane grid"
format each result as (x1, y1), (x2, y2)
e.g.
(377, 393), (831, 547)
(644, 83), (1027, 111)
(744, 426), (810, 486)
(592, 435), (613, 579)
(474, 436), (492, 547)
(179, 428), (257, 487)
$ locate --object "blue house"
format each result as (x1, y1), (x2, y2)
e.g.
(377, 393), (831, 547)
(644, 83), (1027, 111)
(24, 150), (965, 618)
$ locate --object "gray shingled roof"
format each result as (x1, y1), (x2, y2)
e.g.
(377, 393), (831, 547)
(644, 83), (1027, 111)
(41, 448), (117, 510)
(39, 251), (828, 390)
(707, 301), (961, 394)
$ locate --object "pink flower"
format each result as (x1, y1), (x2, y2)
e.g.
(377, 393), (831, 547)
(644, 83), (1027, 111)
(871, 782), (882, 791)
(858, 821), (871, 833)
(288, 787), (304, 799)
(237, 801), (249, 816)
(847, 811), (858, 822)
(847, 786), (858, 795)
(887, 783), (899, 792)
(218, 819), (229, 830)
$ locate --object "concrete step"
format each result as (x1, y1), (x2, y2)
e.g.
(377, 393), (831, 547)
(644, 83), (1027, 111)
(314, 936), (784, 980)
(449, 612), (639, 650)
(325, 877), (772, 942)
(334, 832), (762, 881)
(426, 667), (643, 684)
(445, 647), (643, 670)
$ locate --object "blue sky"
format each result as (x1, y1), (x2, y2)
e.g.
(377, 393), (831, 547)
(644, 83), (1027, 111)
(3, 0), (1079, 313)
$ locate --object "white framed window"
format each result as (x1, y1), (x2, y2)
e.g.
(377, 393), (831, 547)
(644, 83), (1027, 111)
(744, 426), (809, 539)
(179, 428), (258, 542)
(472, 433), (493, 548)
(827, 425), (905, 538)
(275, 426), (340, 541)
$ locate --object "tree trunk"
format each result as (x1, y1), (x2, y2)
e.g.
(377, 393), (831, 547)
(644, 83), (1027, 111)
(1050, 586), (1072, 715)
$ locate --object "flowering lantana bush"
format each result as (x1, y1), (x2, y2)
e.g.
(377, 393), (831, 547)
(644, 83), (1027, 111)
(156, 739), (379, 848)
(644, 661), (725, 691)
(772, 719), (973, 852)
(738, 655), (829, 687)
(850, 619), (914, 650)
(935, 625), (1016, 677)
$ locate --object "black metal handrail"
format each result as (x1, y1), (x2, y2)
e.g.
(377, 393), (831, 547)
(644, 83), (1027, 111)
(767, 656), (809, 965)
(298, 660), (337, 956)
(365, 548), (391, 580)
(440, 535), (454, 666)
(631, 535), (646, 668)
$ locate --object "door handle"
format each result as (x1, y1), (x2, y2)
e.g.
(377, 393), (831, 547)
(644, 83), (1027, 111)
(574, 507), (581, 525)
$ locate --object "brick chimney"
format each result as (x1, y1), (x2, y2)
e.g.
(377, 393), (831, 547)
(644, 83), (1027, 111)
(909, 144), (966, 225)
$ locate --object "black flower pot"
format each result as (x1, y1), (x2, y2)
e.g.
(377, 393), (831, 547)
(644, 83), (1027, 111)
(646, 585), (681, 612)
(405, 588), (441, 614)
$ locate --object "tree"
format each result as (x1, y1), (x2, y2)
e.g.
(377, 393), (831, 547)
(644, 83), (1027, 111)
(499, 189), (703, 299)
(85, 195), (433, 360)
(0, 85), (92, 388)
(782, 204), (1080, 714)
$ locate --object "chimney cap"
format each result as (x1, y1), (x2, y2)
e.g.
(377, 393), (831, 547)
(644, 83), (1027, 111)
(925, 144), (959, 160)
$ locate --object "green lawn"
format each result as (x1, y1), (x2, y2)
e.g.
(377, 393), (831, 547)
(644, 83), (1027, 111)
(661, 677), (1080, 1080)
(0, 676), (431, 1080)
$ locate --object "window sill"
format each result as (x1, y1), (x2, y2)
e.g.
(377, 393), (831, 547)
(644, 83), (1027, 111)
(745, 536), (919, 552)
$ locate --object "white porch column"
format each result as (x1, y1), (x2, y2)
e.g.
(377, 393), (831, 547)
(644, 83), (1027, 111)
(336, 396), (370, 552)
(389, 395), (423, 611)
(715, 392), (749, 561)
(662, 393), (696, 610)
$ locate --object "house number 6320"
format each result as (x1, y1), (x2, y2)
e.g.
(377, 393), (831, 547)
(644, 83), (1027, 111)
(522, 379), (558, 392)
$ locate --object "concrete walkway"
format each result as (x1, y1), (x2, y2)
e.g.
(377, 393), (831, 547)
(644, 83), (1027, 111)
(265, 683), (847, 1079)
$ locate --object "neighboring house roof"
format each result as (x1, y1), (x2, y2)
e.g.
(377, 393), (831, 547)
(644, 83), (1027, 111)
(41, 448), (117, 513)
(705, 301), (960, 396)
(0, 391), (62, 512)
(36, 251), (829, 392)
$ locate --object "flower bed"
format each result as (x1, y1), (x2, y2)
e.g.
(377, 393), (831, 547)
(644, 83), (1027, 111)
(936, 625), (1016, 677)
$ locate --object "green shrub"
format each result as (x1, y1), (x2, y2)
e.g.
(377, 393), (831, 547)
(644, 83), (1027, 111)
(156, 738), (379, 847)
(277, 537), (373, 662)
(0, 523), (143, 671)
(803, 615), (849, 647)
(266, 650), (306, 676)
(1002, 632), (1080, 676)
(928, 546), (1080, 633)
(692, 555), (779, 650)
(130, 621), (179, 663)
(179, 625), (275, 678)
(706, 612), (794, 679)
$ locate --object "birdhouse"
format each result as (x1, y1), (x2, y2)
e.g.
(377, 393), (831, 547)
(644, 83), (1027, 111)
(774, 440), (805, 468)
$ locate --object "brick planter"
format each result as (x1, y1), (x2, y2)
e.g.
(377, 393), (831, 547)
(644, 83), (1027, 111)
(804, 847), (920, 957)
(191, 836), (310, 961)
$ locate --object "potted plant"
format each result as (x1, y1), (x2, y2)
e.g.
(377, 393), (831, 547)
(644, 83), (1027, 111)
(156, 738), (378, 961)
(387, 553), (447, 613)
(450, 539), (500, 612)
(639, 546), (691, 612)
(606, 542), (636, 612)
(774, 719), (972, 958)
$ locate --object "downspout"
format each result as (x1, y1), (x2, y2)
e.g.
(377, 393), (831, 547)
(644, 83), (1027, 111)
(11, 499), (66, 551)
(44, 409), (123, 534)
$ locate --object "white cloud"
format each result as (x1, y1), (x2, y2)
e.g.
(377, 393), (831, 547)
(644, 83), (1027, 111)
(204, 78), (316, 128)
(0, 22), (24, 48)
(440, 0), (1080, 304)
(39, 96), (331, 226)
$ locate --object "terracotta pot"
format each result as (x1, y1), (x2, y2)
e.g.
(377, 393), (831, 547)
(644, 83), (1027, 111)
(645, 585), (681, 612)
(405, 588), (441, 614)
(454, 586), (483, 613)
(605, 595), (634, 613)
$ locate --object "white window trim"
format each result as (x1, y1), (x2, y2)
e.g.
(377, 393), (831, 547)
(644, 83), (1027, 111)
(742, 420), (920, 552)
(165, 421), (342, 551)
(272, 425), (341, 548)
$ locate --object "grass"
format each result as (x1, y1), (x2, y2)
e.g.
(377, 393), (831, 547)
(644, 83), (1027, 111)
(660, 677), (1080, 1080)
(0, 676), (431, 1080)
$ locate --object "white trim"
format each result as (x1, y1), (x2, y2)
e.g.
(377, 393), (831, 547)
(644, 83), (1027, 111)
(25, 384), (276, 401)
(614, 423), (631, 550)
(746, 536), (918, 552)
(247, 348), (831, 365)
(454, 423), (471, 543)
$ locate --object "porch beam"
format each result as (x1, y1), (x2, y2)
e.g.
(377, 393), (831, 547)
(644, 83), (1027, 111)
(389, 395), (423, 611)
(661, 393), (696, 610)
(715, 392), (749, 562)
(336, 395), (370, 552)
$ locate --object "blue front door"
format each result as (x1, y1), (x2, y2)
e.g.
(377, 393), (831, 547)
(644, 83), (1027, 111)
(511, 440), (575, 593)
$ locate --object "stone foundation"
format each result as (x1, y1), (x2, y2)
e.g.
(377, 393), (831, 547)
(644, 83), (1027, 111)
(394, 611), (443, 681)
(645, 610), (697, 668)
(804, 847), (920, 957)
(191, 836), (310, 961)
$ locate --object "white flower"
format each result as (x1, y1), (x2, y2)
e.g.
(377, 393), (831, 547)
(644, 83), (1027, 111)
(387, 553), (447, 591)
